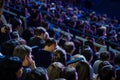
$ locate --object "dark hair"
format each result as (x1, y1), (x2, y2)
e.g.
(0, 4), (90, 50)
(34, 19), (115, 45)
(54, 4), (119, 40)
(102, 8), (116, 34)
(34, 27), (46, 36)
(99, 65), (116, 80)
(100, 51), (110, 61)
(0, 56), (22, 80)
(76, 61), (90, 80)
(60, 66), (77, 80)
(52, 49), (67, 65)
(25, 67), (48, 80)
(45, 38), (56, 47)
(82, 46), (93, 62)
(63, 42), (75, 53)
(13, 45), (32, 61)
(48, 62), (64, 80)
(12, 18), (21, 30)
(2, 40), (19, 56)
(58, 38), (67, 49)
(97, 61), (111, 74)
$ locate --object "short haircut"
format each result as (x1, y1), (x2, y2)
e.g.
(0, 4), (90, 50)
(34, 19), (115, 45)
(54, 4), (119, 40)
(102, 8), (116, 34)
(60, 66), (77, 80)
(52, 48), (67, 65)
(100, 51), (110, 61)
(45, 38), (56, 46)
(48, 62), (64, 80)
(13, 45), (32, 61)
(25, 67), (48, 80)
(2, 40), (19, 56)
(99, 65), (116, 80)
(63, 42), (75, 53)
(34, 27), (46, 36)
(82, 46), (93, 62)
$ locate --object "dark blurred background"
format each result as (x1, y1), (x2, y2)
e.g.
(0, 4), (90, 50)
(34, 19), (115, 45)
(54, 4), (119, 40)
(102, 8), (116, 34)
(90, 0), (120, 18)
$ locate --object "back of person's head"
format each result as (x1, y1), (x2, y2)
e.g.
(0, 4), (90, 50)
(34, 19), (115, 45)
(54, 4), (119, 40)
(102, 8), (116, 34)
(0, 56), (23, 80)
(48, 62), (64, 80)
(60, 66), (78, 80)
(52, 48), (67, 66)
(58, 38), (67, 49)
(81, 45), (93, 63)
(22, 28), (34, 42)
(2, 40), (19, 56)
(84, 39), (96, 53)
(13, 45), (32, 61)
(97, 61), (111, 74)
(34, 27), (46, 36)
(72, 39), (83, 55)
(25, 67), (48, 80)
(45, 38), (56, 46)
(75, 61), (90, 80)
(99, 65), (116, 80)
(63, 41), (75, 54)
(96, 26), (106, 36)
(12, 18), (21, 30)
(100, 51), (110, 61)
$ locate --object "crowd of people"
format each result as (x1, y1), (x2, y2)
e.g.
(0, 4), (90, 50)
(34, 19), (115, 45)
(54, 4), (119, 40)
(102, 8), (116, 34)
(0, 0), (120, 80)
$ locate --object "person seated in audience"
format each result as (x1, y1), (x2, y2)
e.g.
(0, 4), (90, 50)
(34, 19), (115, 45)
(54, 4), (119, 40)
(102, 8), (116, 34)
(72, 39), (83, 55)
(0, 56), (23, 80)
(57, 38), (67, 49)
(21, 27), (34, 43)
(0, 24), (12, 44)
(93, 51), (110, 74)
(96, 65), (116, 80)
(81, 45), (94, 80)
(52, 48), (67, 66)
(94, 61), (111, 80)
(25, 67), (48, 80)
(60, 66), (78, 80)
(63, 41), (75, 62)
(1, 30), (26, 56)
(75, 61), (91, 80)
(1, 38), (19, 57)
(48, 62), (65, 80)
(13, 45), (36, 80)
(34, 38), (56, 68)
(28, 27), (46, 49)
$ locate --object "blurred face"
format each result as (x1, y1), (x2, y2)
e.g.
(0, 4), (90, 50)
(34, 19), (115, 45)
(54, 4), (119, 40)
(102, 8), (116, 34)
(26, 53), (34, 66)
(23, 53), (33, 67)
(50, 44), (56, 52)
